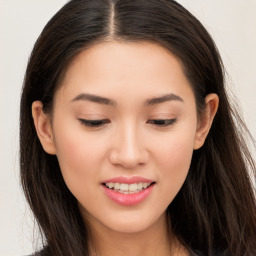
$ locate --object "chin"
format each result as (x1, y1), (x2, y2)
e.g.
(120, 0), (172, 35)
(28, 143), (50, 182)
(78, 197), (168, 235)
(98, 210), (166, 234)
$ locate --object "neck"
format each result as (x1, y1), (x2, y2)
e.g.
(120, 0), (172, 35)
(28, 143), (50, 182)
(86, 213), (186, 256)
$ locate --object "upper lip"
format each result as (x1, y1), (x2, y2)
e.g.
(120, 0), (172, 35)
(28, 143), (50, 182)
(102, 176), (155, 184)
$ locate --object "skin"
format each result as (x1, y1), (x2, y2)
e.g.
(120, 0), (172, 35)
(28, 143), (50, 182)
(32, 41), (219, 256)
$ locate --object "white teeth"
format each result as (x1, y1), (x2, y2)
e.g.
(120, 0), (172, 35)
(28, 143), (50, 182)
(114, 183), (120, 190)
(120, 183), (129, 191)
(142, 183), (148, 189)
(105, 182), (151, 193)
(137, 183), (143, 190)
(108, 182), (114, 189)
(129, 183), (138, 192)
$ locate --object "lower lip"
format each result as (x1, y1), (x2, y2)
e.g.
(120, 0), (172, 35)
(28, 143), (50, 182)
(102, 184), (155, 206)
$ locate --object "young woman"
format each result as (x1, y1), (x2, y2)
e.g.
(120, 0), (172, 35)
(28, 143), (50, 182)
(20, 0), (256, 255)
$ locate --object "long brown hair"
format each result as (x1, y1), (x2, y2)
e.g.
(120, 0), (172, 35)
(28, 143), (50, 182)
(20, 0), (256, 255)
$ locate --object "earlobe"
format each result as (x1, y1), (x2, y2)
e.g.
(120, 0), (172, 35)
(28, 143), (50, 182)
(32, 101), (56, 155)
(194, 93), (219, 150)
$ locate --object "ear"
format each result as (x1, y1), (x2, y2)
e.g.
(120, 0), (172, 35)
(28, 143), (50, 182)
(194, 93), (219, 150)
(32, 101), (56, 155)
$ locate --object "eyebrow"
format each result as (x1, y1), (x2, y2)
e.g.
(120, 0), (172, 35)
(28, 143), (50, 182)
(145, 93), (184, 106)
(71, 93), (116, 106)
(71, 93), (184, 106)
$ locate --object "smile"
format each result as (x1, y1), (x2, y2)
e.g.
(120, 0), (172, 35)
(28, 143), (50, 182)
(104, 182), (152, 194)
(101, 177), (155, 206)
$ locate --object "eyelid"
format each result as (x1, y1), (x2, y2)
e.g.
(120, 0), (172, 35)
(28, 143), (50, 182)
(146, 118), (177, 127)
(78, 118), (110, 128)
(78, 118), (177, 128)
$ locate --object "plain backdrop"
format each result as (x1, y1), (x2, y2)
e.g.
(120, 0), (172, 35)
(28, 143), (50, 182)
(0, 1), (255, 255)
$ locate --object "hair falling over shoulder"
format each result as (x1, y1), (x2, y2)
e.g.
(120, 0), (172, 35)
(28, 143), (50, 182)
(20, 0), (256, 255)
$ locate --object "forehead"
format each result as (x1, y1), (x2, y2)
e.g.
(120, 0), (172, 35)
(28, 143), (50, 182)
(57, 41), (194, 103)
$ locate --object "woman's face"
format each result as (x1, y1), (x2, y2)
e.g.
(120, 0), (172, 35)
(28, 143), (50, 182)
(39, 41), (205, 233)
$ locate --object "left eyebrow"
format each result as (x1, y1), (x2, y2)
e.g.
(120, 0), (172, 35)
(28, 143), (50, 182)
(145, 93), (184, 106)
(71, 93), (116, 106)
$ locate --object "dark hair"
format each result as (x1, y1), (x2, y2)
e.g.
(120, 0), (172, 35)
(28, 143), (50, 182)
(20, 0), (256, 255)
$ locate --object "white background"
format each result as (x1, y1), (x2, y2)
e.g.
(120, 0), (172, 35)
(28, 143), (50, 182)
(0, 0), (255, 255)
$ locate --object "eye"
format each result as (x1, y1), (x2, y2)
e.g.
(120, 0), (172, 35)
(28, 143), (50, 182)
(78, 118), (110, 128)
(147, 119), (177, 127)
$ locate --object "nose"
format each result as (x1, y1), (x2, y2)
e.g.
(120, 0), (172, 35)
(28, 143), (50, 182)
(109, 123), (149, 169)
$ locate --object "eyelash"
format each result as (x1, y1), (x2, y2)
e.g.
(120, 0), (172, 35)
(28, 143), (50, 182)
(146, 119), (177, 127)
(78, 119), (110, 127)
(78, 118), (177, 128)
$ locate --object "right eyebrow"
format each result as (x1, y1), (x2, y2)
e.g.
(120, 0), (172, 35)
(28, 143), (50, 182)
(71, 93), (116, 106)
(145, 93), (184, 106)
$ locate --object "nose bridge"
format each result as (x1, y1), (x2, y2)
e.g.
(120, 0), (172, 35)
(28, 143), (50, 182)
(109, 119), (147, 168)
(121, 121), (140, 155)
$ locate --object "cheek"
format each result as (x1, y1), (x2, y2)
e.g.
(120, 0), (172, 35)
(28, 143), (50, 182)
(161, 138), (193, 180)
(52, 124), (104, 194)
(152, 126), (196, 201)
(155, 125), (195, 168)
(54, 133), (107, 216)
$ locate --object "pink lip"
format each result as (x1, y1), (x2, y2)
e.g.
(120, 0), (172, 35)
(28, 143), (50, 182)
(101, 176), (155, 206)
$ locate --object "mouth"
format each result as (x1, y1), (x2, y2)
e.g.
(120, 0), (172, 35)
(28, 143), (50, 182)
(102, 182), (155, 194)
(101, 177), (156, 206)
